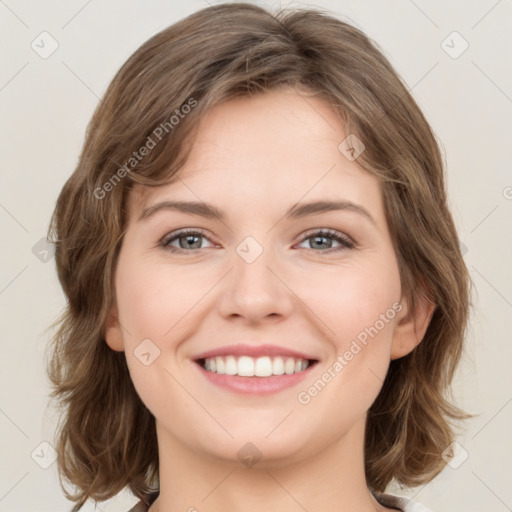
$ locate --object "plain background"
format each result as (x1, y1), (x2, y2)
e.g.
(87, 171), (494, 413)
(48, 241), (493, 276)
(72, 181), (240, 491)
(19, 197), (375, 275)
(1, 1), (511, 511)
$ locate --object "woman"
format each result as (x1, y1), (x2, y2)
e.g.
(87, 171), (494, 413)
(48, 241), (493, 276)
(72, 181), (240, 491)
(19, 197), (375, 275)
(47, 3), (471, 511)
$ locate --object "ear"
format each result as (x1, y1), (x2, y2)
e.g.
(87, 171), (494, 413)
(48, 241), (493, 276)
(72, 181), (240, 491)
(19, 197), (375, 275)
(390, 292), (436, 360)
(104, 302), (125, 352)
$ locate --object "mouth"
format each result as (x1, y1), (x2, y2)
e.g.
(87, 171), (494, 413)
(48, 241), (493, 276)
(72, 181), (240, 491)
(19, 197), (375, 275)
(192, 344), (319, 395)
(196, 355), (318, 377)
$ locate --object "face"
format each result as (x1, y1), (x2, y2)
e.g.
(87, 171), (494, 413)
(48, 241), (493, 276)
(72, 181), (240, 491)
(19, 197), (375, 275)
(106, 87), (427, 467)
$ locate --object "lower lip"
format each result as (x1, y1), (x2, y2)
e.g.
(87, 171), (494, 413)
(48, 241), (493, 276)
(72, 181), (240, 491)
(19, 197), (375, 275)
(194, 361), (317, 396)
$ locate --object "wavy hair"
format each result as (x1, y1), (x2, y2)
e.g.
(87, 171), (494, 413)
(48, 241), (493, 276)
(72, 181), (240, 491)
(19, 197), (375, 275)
(46, 3), (472, 509)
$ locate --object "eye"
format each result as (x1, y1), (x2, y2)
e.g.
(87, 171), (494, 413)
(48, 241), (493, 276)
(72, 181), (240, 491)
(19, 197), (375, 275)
(296, 229), (355, 253)
(159, 228), (355, 255)
(160, 229), (215, 253)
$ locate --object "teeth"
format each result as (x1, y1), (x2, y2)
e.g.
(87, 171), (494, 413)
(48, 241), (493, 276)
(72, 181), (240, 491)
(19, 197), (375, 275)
(255, 356), (272, 377)
(215, 356), (225, 374)
(284, 358), (295, 375)
(202, 355), (311, 377)
(238, 356), (255, 377)
(225, 355), (237, 375)
(272, 357), (284, 375)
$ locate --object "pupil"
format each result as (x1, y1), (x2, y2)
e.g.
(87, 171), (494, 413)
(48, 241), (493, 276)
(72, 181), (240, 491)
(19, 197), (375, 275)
(182, 235), (200, 249)
(313, 236), (330, 249)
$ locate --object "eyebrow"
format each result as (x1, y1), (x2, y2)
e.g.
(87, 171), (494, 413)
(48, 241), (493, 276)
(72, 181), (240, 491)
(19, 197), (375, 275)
(138, 199), (376, 226)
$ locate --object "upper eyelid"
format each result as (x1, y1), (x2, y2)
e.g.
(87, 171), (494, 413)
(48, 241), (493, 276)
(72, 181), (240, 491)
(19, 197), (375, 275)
(161, 227), (212, 241)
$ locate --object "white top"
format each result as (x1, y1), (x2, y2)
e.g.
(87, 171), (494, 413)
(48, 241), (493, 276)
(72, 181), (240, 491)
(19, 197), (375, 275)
(374, 492), (434, 511)
(127, 492), (433, 511)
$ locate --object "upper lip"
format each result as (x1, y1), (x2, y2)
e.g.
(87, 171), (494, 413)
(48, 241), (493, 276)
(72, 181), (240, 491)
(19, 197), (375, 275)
(193, 343), (318, 361)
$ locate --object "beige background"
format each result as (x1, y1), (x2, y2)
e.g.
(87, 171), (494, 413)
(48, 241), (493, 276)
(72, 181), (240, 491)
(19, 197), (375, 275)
(0, 0), (511, 510)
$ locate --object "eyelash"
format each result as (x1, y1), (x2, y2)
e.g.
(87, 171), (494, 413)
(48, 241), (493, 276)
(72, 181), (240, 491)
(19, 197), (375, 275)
(159, 228), (355, 255)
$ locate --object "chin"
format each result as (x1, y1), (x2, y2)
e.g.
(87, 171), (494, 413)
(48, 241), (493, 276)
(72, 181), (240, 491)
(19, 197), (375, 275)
(192, 423), (318, 468)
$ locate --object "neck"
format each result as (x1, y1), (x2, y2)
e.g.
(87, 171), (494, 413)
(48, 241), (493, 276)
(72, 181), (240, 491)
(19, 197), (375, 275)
(149, 415), (389, 512)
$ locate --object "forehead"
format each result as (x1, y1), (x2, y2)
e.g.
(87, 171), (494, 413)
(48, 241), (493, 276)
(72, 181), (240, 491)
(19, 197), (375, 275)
(128, 88), (382, 224)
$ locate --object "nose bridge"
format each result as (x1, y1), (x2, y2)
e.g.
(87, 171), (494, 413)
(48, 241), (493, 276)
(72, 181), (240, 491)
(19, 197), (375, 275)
(217, 233), (293, 320)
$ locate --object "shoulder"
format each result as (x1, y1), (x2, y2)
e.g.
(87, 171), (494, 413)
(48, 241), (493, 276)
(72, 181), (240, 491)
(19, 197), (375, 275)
(126, 502), (145, 512)
(373, 491), (435, 512)
(127, 490), (433, 512)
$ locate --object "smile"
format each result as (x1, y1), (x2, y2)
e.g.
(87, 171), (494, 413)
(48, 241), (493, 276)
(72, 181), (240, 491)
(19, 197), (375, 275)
(200, 355), (314, 377)
(192, 343), (319, 395)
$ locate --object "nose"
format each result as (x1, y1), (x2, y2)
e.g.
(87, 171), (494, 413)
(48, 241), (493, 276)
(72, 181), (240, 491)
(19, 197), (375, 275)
(216, 238), (295, 324)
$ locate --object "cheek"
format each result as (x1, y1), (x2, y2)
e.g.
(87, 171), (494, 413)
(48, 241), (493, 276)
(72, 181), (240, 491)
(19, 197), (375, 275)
(302, 254), (402, 349)
(114, 249), (210, 415)
(115, 249), (199, 341)
(304, 255), (401, 411)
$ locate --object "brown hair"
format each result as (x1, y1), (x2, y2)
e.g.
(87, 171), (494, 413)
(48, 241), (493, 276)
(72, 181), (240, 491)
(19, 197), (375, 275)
(46, 2), (472, 509)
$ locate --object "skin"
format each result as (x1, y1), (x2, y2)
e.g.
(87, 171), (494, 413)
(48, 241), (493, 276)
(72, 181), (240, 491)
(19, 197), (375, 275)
(105, 87), (434, 512)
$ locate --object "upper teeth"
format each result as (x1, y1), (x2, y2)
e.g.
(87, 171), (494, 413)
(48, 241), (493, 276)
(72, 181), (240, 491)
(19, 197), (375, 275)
(203, 356), (310, 377)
